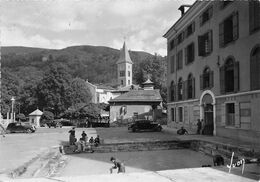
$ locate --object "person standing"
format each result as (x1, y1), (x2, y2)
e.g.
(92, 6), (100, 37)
(109, 157), (125, 174)
(81, 131), (87, 142)
(69, 127), (76, 145)
(197, 119), (202, 134)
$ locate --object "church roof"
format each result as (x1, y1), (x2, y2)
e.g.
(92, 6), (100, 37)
(116, 41), (133, 64)
(109, 89), (162, 103)
(29, 109), (43, 116)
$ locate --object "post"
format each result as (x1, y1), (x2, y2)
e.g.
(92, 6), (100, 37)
(11, 97), (15, 123)
(229, 152), (234, 173)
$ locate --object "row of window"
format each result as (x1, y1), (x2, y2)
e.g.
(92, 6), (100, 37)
(169, 45), (260, 102)
(119, 71), (131, 77)
(169, 1), (260, 72)
(120, 80), (131, 86)
(170, 102), (236, 127)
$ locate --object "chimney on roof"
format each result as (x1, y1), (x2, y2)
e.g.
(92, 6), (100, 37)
(178, 5), (192, 16)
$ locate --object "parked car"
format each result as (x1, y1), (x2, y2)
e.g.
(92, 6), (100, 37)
(6, 122), (36, 133)
(128, 119), (162, 132)
(46, 120), (62, 128)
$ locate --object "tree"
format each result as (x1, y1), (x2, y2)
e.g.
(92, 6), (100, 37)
(36, 63), (72, 116)
(69, 78), (92, 106)
(40, 111), (54, 123)
(16, 113), (26, 122)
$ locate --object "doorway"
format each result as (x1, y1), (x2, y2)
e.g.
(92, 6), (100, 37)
(200, 90), (216, 136)
(203, 104), (214, 135)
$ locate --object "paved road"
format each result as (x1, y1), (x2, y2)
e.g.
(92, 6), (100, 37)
(0, 127), (97, 175)
(96, 127), (179, 143)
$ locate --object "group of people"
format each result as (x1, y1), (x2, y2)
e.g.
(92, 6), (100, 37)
(176, 119), (205, 135)
(68, 127), (100, 153)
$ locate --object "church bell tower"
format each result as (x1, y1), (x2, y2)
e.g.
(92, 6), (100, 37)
(116, 41), (133, 88)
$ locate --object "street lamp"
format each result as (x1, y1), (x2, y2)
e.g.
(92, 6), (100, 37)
(11, 96), (15, 123)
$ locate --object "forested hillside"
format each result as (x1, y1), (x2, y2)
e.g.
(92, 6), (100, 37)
(1, 45), (167, 117)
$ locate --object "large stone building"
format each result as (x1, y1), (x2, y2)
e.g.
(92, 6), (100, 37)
(163, 1), (260, 143)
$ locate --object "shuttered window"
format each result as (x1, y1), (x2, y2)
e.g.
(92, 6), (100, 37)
(198, 30), (213, 56)
(170, 55), (175, 73)
(200, 67), (214, 90)
(249, 0), (260, 34)
(219, 59), (240, 94)
(170, 39), (175, 50)
(170, 81), (176, 102)
(171, 108), (175, 122)
(219, 12), (239, 47)
(226, 103), (235, 126)
(200, 6), (213, 26)
(187, 74), (195, 99)
(177, 50), (183, 70)
(186, 22), (195, 38)
(250, 47), (260, 90)
(185, 42), (195, 64)
(178, 78), (183, 101)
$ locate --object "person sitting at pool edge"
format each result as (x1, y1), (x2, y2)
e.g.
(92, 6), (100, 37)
(177, 127), (189, 135)
(110, 157), (125, 174)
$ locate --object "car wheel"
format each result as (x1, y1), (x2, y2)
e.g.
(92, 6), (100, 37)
(132, 128), (136, 132)
(26, 129), (32, 133)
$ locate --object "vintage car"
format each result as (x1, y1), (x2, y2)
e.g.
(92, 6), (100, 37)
(128, 119), (162, 132)
(6, 122), (36, 133)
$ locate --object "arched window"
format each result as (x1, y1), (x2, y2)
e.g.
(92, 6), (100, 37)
(220, 57), (239, 93)
(200, 67), (214, 90)
(204, 67), (210, 88)
(170, 81), (175, 102)
(251, 46), (260, 90)
(178, 78), (183, 100)
(225, 59), (235, 92)
(187, 74), (195, 99)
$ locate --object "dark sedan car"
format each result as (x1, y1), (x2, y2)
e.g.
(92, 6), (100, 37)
(6, 123), (36, 133)
(128, 119), (162, 132)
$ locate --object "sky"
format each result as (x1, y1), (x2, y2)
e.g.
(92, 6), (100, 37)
(1, 0), (195, 56)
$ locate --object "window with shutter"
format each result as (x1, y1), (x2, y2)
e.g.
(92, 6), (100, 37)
(170, 81), (175, 102)
(250, 46), (260, 90)
(171, 108), (175, 122)
(198, 35), (204, 56)
(220, 12), (239, 47)
(170, 39), (175, 50)
(232, 12), (239, 41)
(183, 80), (187, 100)
(177, 50), (183, 70)
(226, 103), (235, 126)
(200, 6), (213, 26)
(200, 74), (203, 90)
(186, 42), (195, 64)
(220, 1), (233, 9)
(249, 0), (260, 34)
(178, 78), (183, 101)
(234, 61), (239, 92)
(187, 74), (194, 99)
(219, 66), (225, 94)
(170, 55), (175, 73)
(219, 22), (224, 47)
(185, 47), (188, 65)
(209, 70), (214, 88)
(198, 30), (212, 56)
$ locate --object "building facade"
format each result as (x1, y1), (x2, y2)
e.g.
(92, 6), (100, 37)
(86, 80), (117, 104)
(163, 1), (260, 143)
(109, 79), (162, 123)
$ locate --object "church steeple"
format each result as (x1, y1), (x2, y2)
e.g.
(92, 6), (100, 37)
(116, 41), (133, 87)
(116, 41), (133, 64)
